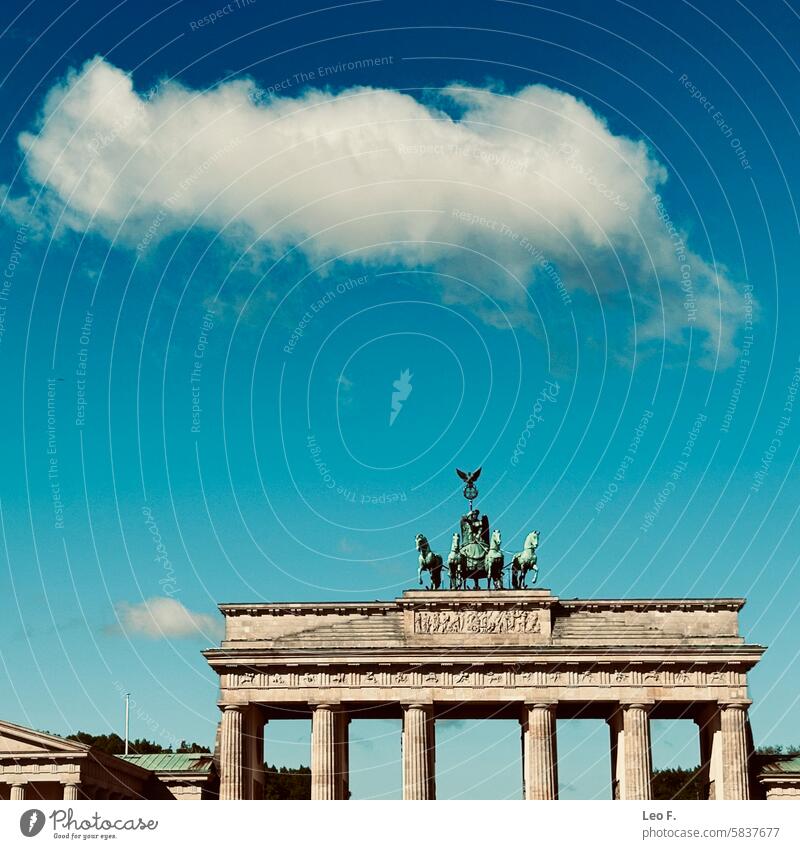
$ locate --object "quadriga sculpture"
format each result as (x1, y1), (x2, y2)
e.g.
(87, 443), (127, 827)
(511, 530), (539, 589)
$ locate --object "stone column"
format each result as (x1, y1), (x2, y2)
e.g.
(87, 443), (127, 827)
(720, 702), (750, 800)
(426, 710), (436, 800)
(696, 701), (752, 800)
(219, 704), (245, 800)
(10, 782), (26, 800)
(335, 711), (350, 801)
(402, 704), (434, 800)
(608, 708), (624, 799)
(609, 703), (652, 800)
(254, 718), (266, 800)
(311, 704), (338, 800)
(521, 702), (558, 800)
(695, 704), (720, 800)
(244, 707), (266, 801)
(62, 782), (80, 800)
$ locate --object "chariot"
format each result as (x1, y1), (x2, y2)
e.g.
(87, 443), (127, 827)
(416, 468), (540, 591)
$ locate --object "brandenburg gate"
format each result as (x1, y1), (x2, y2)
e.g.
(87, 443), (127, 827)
(203, 588), (764, 800)
(204, 468), (764, 801)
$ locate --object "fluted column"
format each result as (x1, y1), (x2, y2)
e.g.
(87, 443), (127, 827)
(609, 703), (652, 800)
(426, 710), (436, 800)
(335, 711), (350, 800)
(521, 702), (558, 799)
(402, 704), (434, 800)
(624, 703), (652, 800)
(244, 707), (266, 800)
(62, 782), (80, 800)
(696, 701), (752, 800)
(311, 704), (337, 800)
(720, 702), (750, 800)
(219, 704), (245, 800)
(10, 783), (26, 800)
(254, 717), (266, 800)
(695, 704), (720, 799)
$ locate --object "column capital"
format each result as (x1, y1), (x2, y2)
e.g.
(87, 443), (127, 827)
(220, 703), (246, 713)
(608, 700), (653, 723)
(310, 702), (340, 710)
(62, 780), (80, 800)
(718, 699), (752, 711)
(521, 701), (557, 727)
(402, 702), (433, 711)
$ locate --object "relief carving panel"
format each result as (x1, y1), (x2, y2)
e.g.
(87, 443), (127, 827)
(225, 664), (741, 691)
(414, 607), (542, 634)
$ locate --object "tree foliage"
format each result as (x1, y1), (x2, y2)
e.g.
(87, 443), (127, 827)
(262, 763), (311, 799)
(755, 744), (800, 757)
(177, 740), (211, 753)
(651, 746), (800, 801)
(64, 731), (208, 755)
(651, 766), (704, 800)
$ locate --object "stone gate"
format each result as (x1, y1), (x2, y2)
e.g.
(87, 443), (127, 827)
(203, 589), (764, 800)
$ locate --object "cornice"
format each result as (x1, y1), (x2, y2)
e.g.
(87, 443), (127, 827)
(218, 602), (396, 617)
(557, 598), (746, 613)
(217, 595), (746, 616)
(202, 644), (766, 667)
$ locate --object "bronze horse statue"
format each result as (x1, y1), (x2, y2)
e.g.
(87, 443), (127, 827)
(447, 533), (461, 589)
(416, 533), (443, 590)
(511, 531), (539, 588)
(485, 529), (505, 590)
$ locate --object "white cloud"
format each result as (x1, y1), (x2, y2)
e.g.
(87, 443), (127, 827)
(114, 597), (221, 639)
(14, 57), (749, 365)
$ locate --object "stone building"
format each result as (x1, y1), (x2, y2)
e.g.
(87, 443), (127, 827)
(121, 753), (218, 800)
(754, 757), (800, 800)
(0, 720), (217, 800)
(203, 588), (767, 800)
(0, 721), (152, 800)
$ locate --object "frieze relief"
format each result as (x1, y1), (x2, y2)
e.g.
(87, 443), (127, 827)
(413, 607), (542, 634)
(225, 666), (743, 689)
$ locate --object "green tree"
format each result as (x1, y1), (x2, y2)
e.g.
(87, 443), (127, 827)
(262, 764), (311, 799)
(756, 744), (800, 757)
(651, 766), (704, 800)
(651, 746), (800, 800)
(66, 732), (166, 755)
(177, 740), (211, 753)
(64, 731), (210, 755)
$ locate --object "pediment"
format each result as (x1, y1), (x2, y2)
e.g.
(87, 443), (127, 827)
(0, 720), (88, 755)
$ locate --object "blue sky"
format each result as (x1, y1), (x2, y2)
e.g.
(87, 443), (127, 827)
(1, 0), (799, 799)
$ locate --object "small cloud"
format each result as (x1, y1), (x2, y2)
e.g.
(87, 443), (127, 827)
(338, 373), (355, 406)
(111, 597), (222, 639)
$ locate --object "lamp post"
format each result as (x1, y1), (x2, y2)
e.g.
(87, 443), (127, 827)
(124, 693), (130, 755)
